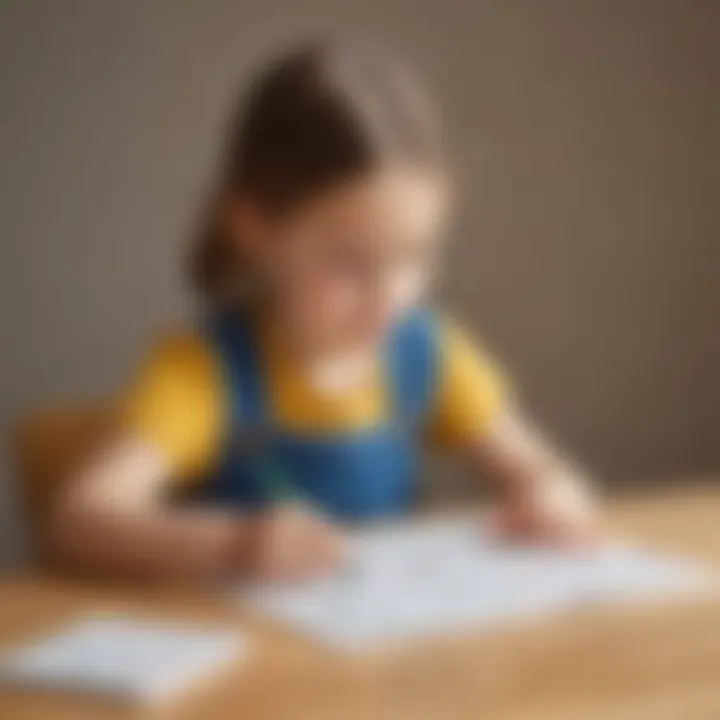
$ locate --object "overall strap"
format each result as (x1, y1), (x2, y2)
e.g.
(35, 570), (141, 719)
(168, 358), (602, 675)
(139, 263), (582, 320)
(205, 313), (303, 504)
(205, 313), (268, 432)
(386, 309), (440, 429)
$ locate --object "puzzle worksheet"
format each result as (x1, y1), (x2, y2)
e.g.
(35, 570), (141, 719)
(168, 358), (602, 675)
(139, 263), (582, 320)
(237, 519), (711, 650)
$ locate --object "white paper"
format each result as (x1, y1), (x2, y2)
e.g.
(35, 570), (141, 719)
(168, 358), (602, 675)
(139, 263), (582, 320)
(0, 615), (246, 705)
(237, 519), (713, 650)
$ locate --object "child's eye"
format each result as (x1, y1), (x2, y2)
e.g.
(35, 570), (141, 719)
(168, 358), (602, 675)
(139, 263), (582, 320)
(324, 237), (435, 286)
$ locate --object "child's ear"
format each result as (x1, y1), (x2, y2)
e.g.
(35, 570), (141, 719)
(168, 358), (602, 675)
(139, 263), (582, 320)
(220, 194), (272, 260)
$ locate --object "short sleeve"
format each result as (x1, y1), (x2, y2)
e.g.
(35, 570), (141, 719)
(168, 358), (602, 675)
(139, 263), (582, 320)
(119, 333), (224, 480)
(426, 320), (508, 448)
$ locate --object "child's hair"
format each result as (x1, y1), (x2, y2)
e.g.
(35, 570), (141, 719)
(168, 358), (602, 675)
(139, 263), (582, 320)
(191, 40), (445, 306)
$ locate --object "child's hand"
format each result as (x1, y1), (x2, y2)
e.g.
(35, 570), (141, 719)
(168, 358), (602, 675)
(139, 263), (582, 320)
(473, 409), (600, 549)
(490, 473), (599, 549)
(236, 505), (346, 581)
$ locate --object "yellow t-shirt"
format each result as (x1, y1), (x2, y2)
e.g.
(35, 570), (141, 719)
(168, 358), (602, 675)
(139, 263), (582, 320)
(121, 318), (506, 480)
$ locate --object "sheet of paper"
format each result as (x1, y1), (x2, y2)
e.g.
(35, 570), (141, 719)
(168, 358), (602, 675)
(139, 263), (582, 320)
(237, 519), (713, 651)
(0, 615), (246, 705)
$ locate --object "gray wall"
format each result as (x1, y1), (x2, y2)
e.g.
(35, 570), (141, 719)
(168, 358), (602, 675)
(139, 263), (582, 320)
(1, 0), (718, 558)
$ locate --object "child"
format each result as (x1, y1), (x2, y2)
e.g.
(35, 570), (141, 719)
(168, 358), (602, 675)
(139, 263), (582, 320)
(51, 42), (597, 583)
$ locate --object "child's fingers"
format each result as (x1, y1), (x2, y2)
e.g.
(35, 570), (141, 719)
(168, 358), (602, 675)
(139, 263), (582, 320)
(486, 506), (537, 544)
(249, 511), (305, 580)
(259, 513), (344, 581)
(486, 501), (600, 551)
(302, 524), (345, 575)
(535, 509), (601, 551)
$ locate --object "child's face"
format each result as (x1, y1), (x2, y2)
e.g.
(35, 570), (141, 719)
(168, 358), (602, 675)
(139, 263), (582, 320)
(236, 168), (449, 355)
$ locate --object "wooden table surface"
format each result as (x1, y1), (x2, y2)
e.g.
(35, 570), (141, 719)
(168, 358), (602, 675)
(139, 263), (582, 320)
(2, 486), (720, 720)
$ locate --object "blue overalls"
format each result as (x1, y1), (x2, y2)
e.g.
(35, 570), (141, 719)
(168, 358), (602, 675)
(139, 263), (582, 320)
(202, 311), (439, 521)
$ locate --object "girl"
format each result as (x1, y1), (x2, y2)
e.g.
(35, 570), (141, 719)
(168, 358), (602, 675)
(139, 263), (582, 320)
(51, 42), (597, 583)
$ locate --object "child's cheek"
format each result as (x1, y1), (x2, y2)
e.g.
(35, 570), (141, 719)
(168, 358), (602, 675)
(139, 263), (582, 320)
(316, 277), (361, 327)
(294, 270), (357, 336)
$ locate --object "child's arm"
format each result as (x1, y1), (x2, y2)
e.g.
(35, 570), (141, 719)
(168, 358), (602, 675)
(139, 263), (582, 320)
(430, 320), (598, 545)
(47, 333), (344, 583)
(49, 434), (344, 583)
(48, 435), (240, 581)
(468, 407), (597, 545)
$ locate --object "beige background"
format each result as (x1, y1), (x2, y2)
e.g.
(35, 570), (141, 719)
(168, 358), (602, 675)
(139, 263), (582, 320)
(1, 0), (718, 561)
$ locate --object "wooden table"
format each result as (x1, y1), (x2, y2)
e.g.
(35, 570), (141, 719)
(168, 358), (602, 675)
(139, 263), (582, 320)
(2, 486), (720, 720)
